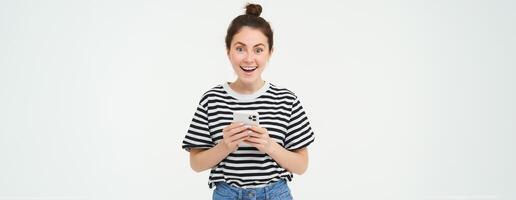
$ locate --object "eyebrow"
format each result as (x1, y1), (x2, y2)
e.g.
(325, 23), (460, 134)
(234, 42), (265, 48)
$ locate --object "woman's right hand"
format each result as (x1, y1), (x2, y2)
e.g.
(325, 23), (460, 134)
(221, 122), (250, 153)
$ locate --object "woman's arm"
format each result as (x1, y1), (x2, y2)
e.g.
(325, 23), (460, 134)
(189, 143), (231, 172)
(245, 126), (309, 175)
(189, 123), (250, 172)
(268, 145), (308, 175)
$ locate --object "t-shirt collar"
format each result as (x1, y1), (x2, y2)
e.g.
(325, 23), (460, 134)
(222, 81), (270, 101)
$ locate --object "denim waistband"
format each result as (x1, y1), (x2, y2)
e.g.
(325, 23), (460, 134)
(215, 179), (286, 192)
(214, 179), (288, 200)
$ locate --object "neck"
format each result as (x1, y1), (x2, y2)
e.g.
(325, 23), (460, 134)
(229, 79), (265, 94)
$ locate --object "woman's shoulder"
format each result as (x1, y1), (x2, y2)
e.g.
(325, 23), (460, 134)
(267, 83), (298, 100)
(195, 83), (228, 105)
(201, 84), (226, 96)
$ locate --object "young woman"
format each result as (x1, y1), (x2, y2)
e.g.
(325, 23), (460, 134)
(182, 4), (315, 200)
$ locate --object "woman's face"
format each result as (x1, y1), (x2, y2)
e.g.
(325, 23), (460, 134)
(228, 26), (272, 85)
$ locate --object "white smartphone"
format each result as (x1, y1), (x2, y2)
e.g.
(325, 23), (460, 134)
(232, 111), (259, 147)
(232, 111), (260, 126)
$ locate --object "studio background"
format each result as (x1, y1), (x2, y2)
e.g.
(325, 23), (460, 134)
(1, 0), (515, 199)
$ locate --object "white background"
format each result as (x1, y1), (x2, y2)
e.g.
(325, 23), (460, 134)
(1, 0), (515, 199)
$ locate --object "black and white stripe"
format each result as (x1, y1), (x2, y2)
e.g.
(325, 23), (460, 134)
(182, 82), (315, 188)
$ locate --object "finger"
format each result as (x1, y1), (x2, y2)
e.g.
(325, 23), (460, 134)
(248, 132), (263, 138)
(235, 136), (248, 144)
(244, 137), (265, 144)
(249, 125), (267, 134)
(223, 122), (245, 132)
(227, 125), (249, 137)
(229, 131), (250, 142)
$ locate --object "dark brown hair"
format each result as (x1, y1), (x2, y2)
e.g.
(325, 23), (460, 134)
(225, 3), (273, 52)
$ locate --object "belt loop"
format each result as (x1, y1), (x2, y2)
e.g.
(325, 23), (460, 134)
(265, 185), (269, 200)
(238, 188), (242, 200)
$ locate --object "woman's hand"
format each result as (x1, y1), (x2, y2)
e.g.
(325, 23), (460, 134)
(244, 125), (309, 174)
(221, 123), (250, 153)
(245, 125), (275, 154)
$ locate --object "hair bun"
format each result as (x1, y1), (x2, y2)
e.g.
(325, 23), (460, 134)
(245, 3), (262, 17)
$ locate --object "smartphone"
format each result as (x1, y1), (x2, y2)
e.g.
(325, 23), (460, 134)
(232, 111), (259, 126)
(232, 111), (259, 147)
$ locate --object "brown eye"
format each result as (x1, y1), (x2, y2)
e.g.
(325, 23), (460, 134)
(255, 48), (263, 54)
(236, 47), (244, 53)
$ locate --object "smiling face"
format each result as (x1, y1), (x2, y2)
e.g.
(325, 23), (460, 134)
(227, 26), (272, 86)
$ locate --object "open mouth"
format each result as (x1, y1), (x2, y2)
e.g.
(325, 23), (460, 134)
(240, 66), (257, 73)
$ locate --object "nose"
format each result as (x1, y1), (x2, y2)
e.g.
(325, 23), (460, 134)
(244, 50), (254, 63)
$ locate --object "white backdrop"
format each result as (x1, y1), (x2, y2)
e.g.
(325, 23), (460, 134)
(1, 0), (515, 199)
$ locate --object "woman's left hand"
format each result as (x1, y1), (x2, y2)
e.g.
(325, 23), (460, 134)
(244, 125), (275, 154)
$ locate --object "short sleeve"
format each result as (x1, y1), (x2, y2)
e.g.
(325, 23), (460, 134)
(182, 103), (215, 151)
(285, 98), (315, 150)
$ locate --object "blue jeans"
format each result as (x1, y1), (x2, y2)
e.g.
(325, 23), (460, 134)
(212, 180), (293, 200)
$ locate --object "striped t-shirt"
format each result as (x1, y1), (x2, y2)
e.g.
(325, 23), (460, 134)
(182, 81), (315, 188)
